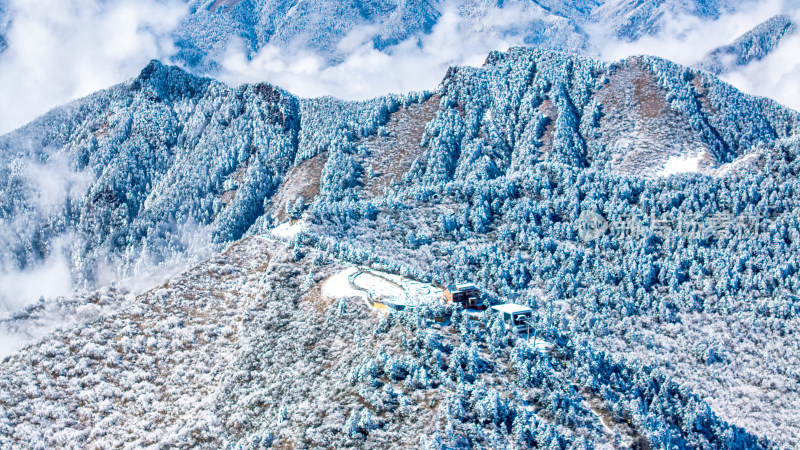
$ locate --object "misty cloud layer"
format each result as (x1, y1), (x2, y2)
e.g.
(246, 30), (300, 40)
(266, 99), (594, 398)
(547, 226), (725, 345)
(593, 0), (800, 110)
(213, 0), (800, 110)
(0, 0), (185, 134)
(721, 16), (800, 111)
(213, 6), (545, 100)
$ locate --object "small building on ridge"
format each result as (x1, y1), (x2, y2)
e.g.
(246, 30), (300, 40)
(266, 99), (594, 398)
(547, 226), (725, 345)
(443, 283), (485, 310)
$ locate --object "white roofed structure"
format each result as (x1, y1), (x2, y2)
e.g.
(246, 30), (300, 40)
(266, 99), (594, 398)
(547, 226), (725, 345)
(491, 304), (532, 315)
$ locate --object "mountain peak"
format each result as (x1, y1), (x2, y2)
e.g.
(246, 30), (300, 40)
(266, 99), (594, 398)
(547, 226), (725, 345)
(129, 59), (209, 102)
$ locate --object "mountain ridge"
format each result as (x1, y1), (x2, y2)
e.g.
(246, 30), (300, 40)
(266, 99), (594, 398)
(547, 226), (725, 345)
(697, 13), (797, 75)
(1, 49), (797, 292)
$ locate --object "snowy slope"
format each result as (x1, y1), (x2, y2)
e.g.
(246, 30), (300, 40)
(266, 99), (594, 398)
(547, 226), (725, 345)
(406, 49), (798, 182)
(0, 286), (131, 358)
(697, 14), (797, 75)
(0, 59), (425, 304)
(0, 236), (768, 448)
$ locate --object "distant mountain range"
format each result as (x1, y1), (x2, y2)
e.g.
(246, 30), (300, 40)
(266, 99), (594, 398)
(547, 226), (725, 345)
(172, 0), (756, 70)
(0, 0), (785, 74)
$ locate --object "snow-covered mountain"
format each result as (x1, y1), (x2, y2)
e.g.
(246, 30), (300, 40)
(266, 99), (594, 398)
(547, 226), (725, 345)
(0, 0), (770, 72)
(591, 0), (741, 41)
(171, 0), (754, 71)
(697, 14), (797, 75)
(2, 49), (794, 298)
(173, 0), (443, 68)
(172, 0), (585, 69)
(3, 47), (800, 446)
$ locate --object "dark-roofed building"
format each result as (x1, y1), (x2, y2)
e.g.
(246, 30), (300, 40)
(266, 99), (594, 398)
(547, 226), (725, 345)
(443, 283), (485, 310)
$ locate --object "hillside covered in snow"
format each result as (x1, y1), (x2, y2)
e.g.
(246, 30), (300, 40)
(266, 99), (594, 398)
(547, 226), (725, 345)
(2, 49), (796, 296)
(0, 236), (771, 448)
(697, 14), (797, 75)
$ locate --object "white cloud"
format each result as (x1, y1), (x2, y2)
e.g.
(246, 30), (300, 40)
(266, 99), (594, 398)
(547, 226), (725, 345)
(213, 6), (538, 100)
(0, 156), (91, 317)
(22, 154), (94, 215)
(212, 0), (800, 112)
(594, 0), (786, 66)
(0, 235), (73, 318)
(0, 0), (186, 134)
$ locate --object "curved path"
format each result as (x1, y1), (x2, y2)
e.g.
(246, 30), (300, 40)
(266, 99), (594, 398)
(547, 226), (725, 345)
(348, 268), (428, 309)
(347, 268), (376, 307)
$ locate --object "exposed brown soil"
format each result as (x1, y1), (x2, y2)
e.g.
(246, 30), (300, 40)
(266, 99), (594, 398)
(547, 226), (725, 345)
(93, 122), (110, 139)
(269, 153), (327, 222)
(632, 72), (667, 119)
(220, 190), (237, 205)
(597, 59), (668, 121)
(358, 96), (440, 197)
(594, 58), (718, 176)
(691, 76), (717, 115)
(220, 165), (249, 205)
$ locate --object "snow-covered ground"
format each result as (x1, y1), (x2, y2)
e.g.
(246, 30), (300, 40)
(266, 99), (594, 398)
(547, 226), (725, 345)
(529, 338), (554, 353)
(321, 266), (442, 309)
(320, 266), (369, 302)
(269, 220), (307, 240)
(657, 154), (704, 176)
(352, 272), (405, 302)
(713, 151), (761, 177)
(0, 287), (132, 358)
